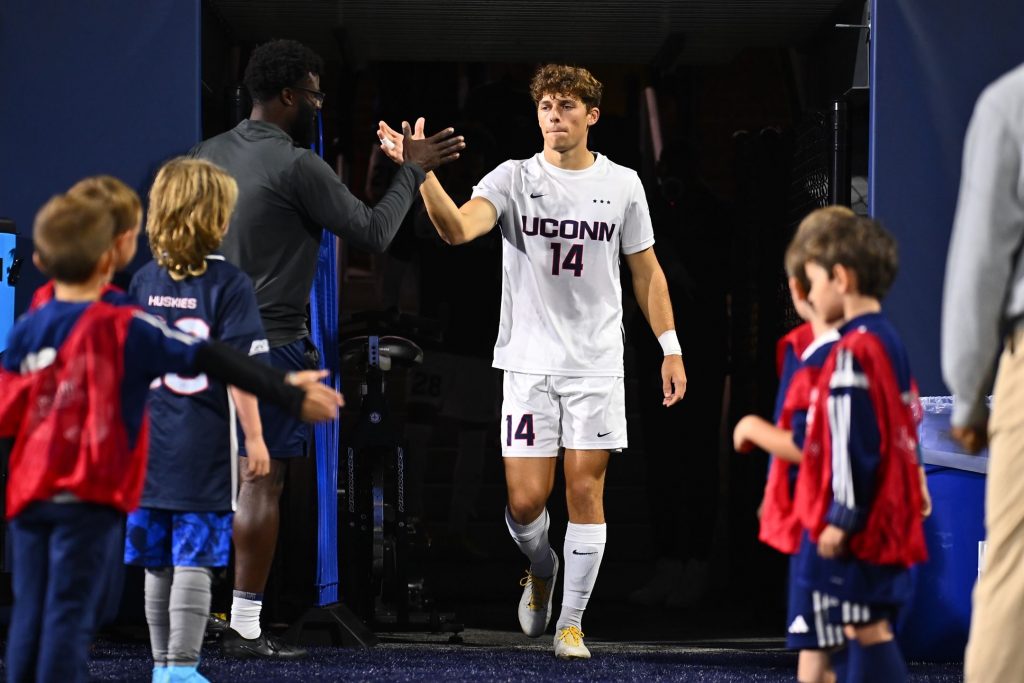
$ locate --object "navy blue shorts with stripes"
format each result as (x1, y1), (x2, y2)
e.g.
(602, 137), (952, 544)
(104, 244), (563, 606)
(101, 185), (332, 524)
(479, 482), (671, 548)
(794, 531), (908, 644)
(786, 553), (845, 650)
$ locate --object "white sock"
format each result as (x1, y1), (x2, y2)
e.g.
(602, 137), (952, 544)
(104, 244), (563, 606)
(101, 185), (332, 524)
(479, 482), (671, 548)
(505, 507), (556, 577)
(557, 522), (607, 631)
(230, 590), (262, 639)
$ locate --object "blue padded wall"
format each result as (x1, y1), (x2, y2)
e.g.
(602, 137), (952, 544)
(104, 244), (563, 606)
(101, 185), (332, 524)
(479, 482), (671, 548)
(870, 0), (1024, 393)
(0, 0), (201, 316)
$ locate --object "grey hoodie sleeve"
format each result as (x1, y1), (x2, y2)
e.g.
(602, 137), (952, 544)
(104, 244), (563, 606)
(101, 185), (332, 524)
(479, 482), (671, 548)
(289, 151), (426, 253)
(942, 84), (1024, 428)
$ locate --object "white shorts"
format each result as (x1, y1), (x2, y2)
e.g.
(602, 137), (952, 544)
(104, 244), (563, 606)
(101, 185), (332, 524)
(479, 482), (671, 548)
(500, 371), (627, 456)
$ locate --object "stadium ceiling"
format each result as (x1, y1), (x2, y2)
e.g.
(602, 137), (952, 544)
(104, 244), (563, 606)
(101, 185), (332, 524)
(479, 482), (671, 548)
(207, 0), (853, 65)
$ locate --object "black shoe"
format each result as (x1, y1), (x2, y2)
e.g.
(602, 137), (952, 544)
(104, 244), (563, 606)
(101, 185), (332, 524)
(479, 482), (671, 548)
(220, 628), (308, 660)
(205, 613), (230, 642)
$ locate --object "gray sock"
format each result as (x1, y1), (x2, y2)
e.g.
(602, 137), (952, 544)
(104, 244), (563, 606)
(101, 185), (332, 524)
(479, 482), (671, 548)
(167, 566), (213, 667)
(144, 567), (173, 666)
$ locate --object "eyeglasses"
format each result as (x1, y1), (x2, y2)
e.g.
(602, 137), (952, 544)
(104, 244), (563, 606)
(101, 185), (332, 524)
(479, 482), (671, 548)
(292, 86), (325, 106)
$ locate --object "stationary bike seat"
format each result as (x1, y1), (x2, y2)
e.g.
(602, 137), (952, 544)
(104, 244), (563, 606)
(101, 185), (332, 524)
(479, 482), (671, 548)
(339, 335), (424, 368)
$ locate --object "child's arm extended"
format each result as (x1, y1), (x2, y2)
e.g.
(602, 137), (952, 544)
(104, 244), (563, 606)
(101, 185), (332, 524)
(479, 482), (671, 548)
(128, 311), (342, 422)
(733, 415), (801, 463)
(228, 387), (270, 479)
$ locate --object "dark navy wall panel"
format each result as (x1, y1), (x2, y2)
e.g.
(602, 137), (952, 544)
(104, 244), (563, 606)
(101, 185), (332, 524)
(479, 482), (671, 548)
(870, 0), (1024, 394)
(0, 0), (201, 315)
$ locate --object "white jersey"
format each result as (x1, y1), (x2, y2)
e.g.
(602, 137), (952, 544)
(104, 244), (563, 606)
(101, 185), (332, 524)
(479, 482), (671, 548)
(471, 152), (655, 377)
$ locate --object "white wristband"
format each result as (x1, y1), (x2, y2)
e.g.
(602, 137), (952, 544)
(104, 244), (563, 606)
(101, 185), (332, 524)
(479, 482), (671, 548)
(658, 330), (682, 357)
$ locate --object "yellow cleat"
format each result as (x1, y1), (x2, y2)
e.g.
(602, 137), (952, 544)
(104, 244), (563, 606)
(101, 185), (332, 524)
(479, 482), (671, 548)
(517, 553), (559, 637)
(554, 625), (591, 660)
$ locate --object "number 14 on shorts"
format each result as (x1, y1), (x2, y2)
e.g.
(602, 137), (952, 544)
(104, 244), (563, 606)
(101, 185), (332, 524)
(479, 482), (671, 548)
(506, 414), (536, 447)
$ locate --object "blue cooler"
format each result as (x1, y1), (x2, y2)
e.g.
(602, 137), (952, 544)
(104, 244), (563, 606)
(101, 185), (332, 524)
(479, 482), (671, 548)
(898, 396), (987, 662)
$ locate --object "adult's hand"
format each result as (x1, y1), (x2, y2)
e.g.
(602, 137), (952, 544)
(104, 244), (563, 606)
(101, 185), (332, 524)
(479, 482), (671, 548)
(951, 424), (988, 454)
(402, 121), (465, 172)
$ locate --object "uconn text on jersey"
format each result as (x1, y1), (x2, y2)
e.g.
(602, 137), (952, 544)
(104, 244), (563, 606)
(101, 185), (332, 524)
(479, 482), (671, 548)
(520, 216), (617, 242)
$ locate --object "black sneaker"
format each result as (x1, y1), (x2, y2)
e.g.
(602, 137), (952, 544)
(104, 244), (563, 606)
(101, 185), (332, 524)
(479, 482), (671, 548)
(220, 628), (308, 660)
(205, 613), (230, 642)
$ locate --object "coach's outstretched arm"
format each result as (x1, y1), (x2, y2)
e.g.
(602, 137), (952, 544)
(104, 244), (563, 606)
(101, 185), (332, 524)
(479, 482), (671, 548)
(626, 247), (687, 407)
(292, 121), (463, 255)
(378, 119), (495, 245)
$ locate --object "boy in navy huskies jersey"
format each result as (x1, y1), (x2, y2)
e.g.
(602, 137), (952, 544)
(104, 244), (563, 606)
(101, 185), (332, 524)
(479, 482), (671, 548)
(794, 216), (930, 683)
(125, 158), (281, 681)
(0, 192), (342, 683)
(734, 206), (852, 683)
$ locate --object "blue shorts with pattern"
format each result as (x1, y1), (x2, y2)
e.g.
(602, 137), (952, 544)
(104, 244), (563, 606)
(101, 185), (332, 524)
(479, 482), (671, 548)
(124, 508), (233, 568)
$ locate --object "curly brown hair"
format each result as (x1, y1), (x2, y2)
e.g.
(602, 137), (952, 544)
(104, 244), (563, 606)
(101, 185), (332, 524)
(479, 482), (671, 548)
(147, 158), (237, 281)
(529, 64), (603, 110)
(785, 205), (856, 294)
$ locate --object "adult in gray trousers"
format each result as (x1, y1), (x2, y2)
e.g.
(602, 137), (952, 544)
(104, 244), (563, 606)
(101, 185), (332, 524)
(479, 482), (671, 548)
(942, 62), (1024, 683)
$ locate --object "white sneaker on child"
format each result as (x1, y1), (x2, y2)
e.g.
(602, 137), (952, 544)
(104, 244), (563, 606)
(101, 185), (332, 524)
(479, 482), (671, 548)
(517, 552), (559, 637)
(553, 625), (591, 659)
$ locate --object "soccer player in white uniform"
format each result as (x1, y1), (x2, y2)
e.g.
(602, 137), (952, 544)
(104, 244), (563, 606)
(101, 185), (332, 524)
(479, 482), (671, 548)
(378, 64), (686, 659)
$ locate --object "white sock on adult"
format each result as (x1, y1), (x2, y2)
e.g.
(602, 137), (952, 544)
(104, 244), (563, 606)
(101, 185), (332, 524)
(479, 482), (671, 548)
(505, 507), (556, 577)
(230, 590), (262, 639)
(556, 522), (607, 631)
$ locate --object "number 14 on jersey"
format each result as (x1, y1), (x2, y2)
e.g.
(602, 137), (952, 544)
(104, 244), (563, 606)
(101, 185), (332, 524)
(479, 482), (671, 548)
(550, 243), (583, 277)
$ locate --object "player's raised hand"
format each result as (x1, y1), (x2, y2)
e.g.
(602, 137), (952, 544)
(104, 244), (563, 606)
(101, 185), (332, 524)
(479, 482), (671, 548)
(286, 369), (345, 422)
(661, 355), (687, 407)
(377, 117), (425, 163)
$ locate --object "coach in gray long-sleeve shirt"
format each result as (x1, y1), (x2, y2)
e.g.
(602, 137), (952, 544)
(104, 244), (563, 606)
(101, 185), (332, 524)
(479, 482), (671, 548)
(188, 39), (463, 661)
(191, 55), (462, 350)
(941, 62), (1024, 683)
(192, 118), (429, 347)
